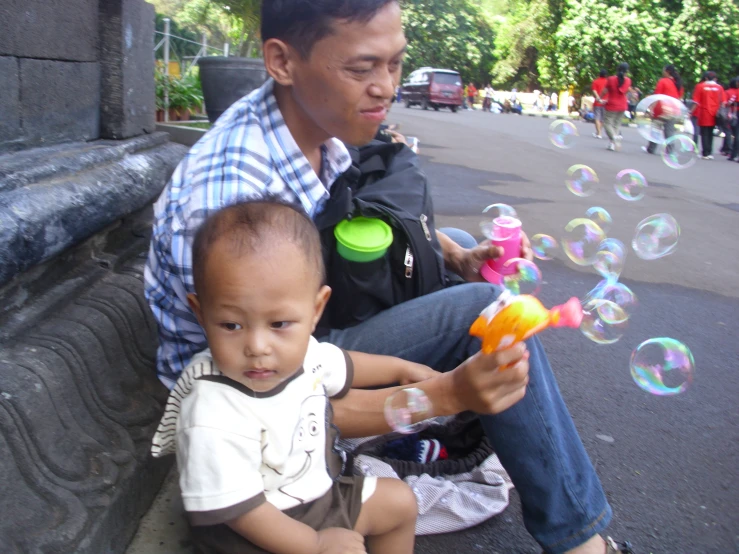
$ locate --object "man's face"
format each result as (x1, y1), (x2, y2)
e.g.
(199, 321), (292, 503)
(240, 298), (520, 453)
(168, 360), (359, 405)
(287, 2), (407, 146)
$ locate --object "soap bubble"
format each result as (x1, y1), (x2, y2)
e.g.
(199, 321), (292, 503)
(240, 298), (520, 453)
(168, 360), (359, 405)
(662, 135), (698, 170)
(502, 258), (542, 296)
(586, 206), (612, 233)
(562, 218), (606, 266)
(566, 165), (598, 197)
(580, 299), (627, 344)
(593, 238), (627, 280)
(531, 234), (559, 260)
(633, 95), (690, 145)
(584, 280), (638, 322)
(630, 338), (694, 396)
(384, 388), (434, 434)
(632, 213), (680, 260)
(482, 203), (518, 219)
(614, 169), (648, 201)
(549, 120), (579, 149)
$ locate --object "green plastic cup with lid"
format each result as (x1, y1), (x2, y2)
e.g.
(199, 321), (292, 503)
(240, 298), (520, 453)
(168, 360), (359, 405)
(334, 217), (393, 262)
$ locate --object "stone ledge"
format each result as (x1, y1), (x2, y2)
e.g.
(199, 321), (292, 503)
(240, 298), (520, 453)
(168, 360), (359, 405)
(0, 134), (187, 287)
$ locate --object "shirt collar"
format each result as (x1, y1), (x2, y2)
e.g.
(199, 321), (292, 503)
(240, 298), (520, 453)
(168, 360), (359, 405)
(257, 79), (352, 216)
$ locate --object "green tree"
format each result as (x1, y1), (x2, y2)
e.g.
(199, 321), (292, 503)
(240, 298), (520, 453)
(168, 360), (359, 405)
(668, 0), (739, 89)
(401, 0), (497, 86)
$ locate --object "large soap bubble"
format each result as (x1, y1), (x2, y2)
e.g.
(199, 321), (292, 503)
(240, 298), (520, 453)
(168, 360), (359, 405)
(384, 388), (434, 434)
(632, 213), (680, 260)
(630, 338), (694, 396)
(633, 95), (690, 145)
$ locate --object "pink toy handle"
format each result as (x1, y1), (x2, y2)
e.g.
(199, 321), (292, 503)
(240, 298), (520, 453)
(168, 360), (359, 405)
(480, 216), (522, 285)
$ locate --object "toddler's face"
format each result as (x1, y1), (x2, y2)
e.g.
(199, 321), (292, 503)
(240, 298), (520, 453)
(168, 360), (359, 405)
(189, 239), (329, 393)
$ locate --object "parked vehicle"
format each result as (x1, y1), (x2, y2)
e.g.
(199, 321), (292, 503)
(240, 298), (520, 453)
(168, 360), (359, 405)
(401, 68), (464, 112)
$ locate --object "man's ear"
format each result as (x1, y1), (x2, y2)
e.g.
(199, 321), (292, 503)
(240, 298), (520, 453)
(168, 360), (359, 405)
(187, 293), (204, 327)
(263, 38), (297, 86)
(311, 285), (332, 331)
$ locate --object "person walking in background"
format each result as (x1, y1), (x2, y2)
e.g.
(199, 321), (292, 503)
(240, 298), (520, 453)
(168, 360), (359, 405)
(463, 84), (470, 109)
(724, 78), (739, 162)
(467, 83), (477, 110)
(692, 71), (726, 159)
(626, 86), (641, 121)
(597, 63), (632, 151)
(643, 64), (684, 154)
(719, 78), (735, 156)
(591, 69), (608, 139)
(483, 84), (494, 112)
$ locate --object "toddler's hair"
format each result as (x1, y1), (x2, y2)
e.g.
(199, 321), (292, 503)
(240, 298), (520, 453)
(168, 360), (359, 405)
(192, 198), (325, 295)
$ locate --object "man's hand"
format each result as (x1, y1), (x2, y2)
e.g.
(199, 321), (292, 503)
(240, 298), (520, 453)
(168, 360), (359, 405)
(397, 361), (440, 386)
(315, 528), (366, 554)
(447, 343), (530, 414)
(453, 232), (534, 283)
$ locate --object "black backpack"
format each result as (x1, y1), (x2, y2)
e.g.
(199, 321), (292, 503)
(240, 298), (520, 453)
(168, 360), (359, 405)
(314, 141), (446, 333)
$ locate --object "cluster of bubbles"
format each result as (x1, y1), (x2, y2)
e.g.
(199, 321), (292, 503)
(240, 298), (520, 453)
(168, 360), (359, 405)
(549, 94), (699, 170)
(385, 98), (698, 432)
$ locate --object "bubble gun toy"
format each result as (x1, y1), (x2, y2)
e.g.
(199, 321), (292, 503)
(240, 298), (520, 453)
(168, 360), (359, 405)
(470, 291), (584, 354)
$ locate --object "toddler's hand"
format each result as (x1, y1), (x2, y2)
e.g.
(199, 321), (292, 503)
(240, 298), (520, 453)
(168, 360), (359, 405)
(315, 528), (366, 554)
(398, 362), (439, 385)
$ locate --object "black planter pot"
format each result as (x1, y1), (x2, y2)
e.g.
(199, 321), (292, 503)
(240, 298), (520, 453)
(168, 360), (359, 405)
(198, 57), (268, 123)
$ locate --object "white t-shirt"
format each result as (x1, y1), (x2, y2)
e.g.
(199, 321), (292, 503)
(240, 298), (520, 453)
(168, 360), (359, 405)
(151, 337), (354, 525)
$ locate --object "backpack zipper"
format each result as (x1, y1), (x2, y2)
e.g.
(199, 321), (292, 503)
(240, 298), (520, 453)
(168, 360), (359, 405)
(404, 247), (414, 279)
(420, 214), (432, 240)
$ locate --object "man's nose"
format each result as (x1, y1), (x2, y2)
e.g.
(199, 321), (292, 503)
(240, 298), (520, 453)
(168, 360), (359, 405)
(369, 66), (395, 99)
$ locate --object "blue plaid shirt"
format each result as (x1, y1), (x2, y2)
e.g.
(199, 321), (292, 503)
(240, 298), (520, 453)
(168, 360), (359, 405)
(144, 79), (352, 388)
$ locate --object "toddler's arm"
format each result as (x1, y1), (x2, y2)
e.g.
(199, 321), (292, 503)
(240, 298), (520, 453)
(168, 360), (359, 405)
(227, 502), (365, 554)
(347, 351), (439, 388)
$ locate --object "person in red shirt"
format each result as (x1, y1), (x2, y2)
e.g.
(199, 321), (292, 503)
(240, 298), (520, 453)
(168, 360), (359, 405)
(724, 77), (739, 161)
(596, 63), (631, 151)
(467, 83), (477, 110)
(591, 69), (608, 139)
(692, 71), (726, 159)
(644, 64), (685, 154)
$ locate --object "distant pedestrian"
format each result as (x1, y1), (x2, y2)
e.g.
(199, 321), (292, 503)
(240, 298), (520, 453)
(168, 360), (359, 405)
(591, 69), (608, 139)
(467, 83), (477, 110)
(644, 64), (684, 154)
(598, 63), (632, 151)
(722, 78), (738, 161)
(692, 71), (726, 159)
(395, 85), (402, 103)
(626, 86), (641, 120)
(483, 84), (494, 112)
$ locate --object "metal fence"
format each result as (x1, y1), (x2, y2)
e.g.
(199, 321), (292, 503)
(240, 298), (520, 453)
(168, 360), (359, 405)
(154, 18), (229, 122)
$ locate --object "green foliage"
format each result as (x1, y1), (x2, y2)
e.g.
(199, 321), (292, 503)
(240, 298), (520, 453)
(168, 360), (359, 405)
(155, 70), (204, 111)
(401, 0), (497, 85)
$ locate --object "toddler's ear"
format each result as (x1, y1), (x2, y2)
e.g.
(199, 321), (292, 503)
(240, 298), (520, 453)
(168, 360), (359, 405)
(312, 286), (332, 330)
(187, 293), (204, 326)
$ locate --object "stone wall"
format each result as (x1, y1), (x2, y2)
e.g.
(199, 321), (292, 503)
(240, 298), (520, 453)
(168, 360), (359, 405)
(0, 0), (156, 153)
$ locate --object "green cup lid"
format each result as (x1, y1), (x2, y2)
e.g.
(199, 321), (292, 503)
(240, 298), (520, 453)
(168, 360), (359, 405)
(334, 217), (393, 253)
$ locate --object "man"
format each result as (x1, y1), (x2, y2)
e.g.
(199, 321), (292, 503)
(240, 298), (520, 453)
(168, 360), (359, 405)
(591, 69), (608, 139)
(145, 2), (628, 553)
(692, 70), (726, 159)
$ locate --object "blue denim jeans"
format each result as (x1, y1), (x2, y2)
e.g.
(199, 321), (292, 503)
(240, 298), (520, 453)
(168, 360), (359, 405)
(321, 228), (612, 553)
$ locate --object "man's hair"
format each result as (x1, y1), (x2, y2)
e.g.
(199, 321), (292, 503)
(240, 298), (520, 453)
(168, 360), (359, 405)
(706, 71), (717, 81)
(261, 0), (398, 58)
(599, 68), (607, 78)
(191, 199), (325, 296)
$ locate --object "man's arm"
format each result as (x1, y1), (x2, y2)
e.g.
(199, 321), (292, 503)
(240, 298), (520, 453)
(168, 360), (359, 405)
(436, 229), (532, 283)
(332, 344), (530, 438)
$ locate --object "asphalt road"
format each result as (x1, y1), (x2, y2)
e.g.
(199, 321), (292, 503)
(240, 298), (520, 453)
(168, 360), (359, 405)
(387, 105), (739, 553)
